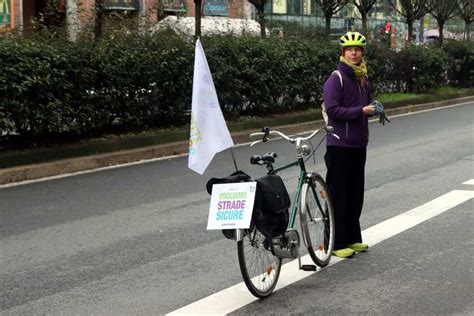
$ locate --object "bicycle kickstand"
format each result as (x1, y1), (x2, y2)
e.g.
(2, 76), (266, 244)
(298, 248), (317, 271)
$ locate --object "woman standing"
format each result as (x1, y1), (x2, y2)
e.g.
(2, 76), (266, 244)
(323, 31), (375, 258)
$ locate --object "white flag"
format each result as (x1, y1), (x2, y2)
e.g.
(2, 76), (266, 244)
(188, 39), (234, 175)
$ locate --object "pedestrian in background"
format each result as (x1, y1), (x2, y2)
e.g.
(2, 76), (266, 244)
(323, 31), (375, 258)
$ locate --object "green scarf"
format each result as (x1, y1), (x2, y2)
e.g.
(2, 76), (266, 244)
(340, 55), (368, 79)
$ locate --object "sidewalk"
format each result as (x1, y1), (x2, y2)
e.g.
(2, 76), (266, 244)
(1, 95), (473, 186)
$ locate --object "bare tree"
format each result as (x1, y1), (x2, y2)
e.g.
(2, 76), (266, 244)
(427, 0), (458, 44)
(249, 0), (267, 38)
(317, 0), (349, 37)
(457, 0), (473, 40)
(389, 0), (429, 43)
(352, 0), (377, 32)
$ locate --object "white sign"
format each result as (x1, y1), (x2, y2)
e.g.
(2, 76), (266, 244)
(207, 182), (257, 230)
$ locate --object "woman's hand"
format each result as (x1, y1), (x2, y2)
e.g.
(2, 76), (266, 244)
(362, 105), (375, 116)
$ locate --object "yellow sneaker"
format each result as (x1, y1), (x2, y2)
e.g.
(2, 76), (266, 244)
(332, 248), (355, 258)
(348, 243), (369, 252)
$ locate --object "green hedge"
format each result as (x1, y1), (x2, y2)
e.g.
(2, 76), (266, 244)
(0, 33), (472, 143)
(204, 36), (338, 117)
(443, 40), (474, 88)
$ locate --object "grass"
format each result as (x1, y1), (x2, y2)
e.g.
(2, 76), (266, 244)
(377, 87), (473, 109)
(377, 92), (422, 103)
(377, 87), (473, 104)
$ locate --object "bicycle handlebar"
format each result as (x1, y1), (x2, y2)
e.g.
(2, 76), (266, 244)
(250, 126), (339, 147)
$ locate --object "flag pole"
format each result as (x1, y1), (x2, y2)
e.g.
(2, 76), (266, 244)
(229, 147), (239, 172)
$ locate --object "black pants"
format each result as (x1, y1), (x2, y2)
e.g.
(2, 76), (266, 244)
(324, 146), (367, 250)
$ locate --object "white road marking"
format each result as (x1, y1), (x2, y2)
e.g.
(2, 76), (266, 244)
(379, 100), (474, 119)
(1, 100), (472, 189)
(168, 189), (474, 315)
(463, 179), (474, 185)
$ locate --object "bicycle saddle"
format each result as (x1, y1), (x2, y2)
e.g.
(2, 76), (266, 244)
(250, 152), (278, 165)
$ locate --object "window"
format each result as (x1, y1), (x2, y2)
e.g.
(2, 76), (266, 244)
(203, 0), (228, 16)
(288, 0), (301, 15)
(0, 0), (12, 27)
(273, 0), (287, 14)
(302, 0), (310, 15)
(162, 0), (186, 15)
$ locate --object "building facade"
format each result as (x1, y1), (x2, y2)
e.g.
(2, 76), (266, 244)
(1, 0), (248, 34)
(2, 0), (159, 33)
(1, 0), (465, 41)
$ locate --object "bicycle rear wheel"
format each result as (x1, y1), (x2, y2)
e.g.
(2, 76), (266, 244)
(237, 226), (282, 298)
(300, 173), (335, 267)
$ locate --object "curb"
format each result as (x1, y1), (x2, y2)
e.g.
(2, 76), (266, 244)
(1, 95), (473, 186)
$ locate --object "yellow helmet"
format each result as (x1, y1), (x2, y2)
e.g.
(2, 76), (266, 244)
(340, 31), (367, 47)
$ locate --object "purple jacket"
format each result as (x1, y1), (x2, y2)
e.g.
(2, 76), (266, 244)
(323, 62), (373, 148)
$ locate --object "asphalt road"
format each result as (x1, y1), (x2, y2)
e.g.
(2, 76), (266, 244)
(1, 101), (473, 315)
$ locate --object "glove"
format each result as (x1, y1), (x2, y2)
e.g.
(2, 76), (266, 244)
(378, 112), (391, 125)
(371, 100), (391, 125)
(371, 100), (384, 115)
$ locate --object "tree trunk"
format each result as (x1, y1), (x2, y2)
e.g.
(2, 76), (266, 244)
(466, 20), (471, 41)
(94, 1), (103, 39)
(361, 12), (368, 33)
(248, 0), (266, 37)
(195, 0), (202, 39)
(259, 10), (265, 38)
(419, 17), (424, 44)
(407, 19), (413, 43)
(438, 22), (444, 45)
(325, 15), (331, 37)
(66, 0), (78, 41)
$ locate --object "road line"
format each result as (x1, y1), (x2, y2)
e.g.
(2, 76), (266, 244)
(463, 179), (474, 185)
(168, 189), (474, 315)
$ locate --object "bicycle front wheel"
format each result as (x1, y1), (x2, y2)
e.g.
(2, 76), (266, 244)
(237, 226), (282, 298)
(300, 173), (335, 267)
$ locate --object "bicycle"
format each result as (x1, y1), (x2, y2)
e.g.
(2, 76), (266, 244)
(236, 126), (339, 298)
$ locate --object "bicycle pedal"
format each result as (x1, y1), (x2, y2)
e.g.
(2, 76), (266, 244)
(301, 264), (317, 271)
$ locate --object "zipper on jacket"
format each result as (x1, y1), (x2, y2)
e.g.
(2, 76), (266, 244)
(345, 122), (349, 138)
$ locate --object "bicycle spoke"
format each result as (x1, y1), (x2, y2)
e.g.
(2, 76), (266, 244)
(238, 227), (282, 297)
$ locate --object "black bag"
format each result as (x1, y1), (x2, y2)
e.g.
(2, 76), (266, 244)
(253, 174), (290, 239)
(206, 170), (251, 195)
(206, 170), (252, 239)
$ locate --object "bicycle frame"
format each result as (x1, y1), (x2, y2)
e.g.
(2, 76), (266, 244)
(272, 158), (306, 230)
(236, 126), (339, 242)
